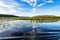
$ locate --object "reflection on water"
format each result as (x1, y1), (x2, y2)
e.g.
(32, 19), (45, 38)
(0, 20), (60, 40)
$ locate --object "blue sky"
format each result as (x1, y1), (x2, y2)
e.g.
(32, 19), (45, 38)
(0, 0), (60, 16)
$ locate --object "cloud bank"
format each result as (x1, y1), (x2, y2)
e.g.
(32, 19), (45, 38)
(0, 0), (53, 16)
(0, 0), (24, 16)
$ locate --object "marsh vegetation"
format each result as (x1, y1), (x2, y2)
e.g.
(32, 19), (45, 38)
(0, 15), (60, 22)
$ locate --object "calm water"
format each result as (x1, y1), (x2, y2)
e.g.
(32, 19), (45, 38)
(0, 20), (60, 40)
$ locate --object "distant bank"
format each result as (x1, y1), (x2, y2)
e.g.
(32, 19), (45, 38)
(0, 14), (60, 22)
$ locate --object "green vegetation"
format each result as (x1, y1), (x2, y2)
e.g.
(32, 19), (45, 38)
(0, 14), (60, 22)
(11, 15), (60, 20)
(10, 15), (60, 22)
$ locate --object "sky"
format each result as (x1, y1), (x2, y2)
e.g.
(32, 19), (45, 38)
(0, 0), (60, 16)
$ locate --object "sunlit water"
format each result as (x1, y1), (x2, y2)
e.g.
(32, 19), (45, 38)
(0, 20), (60, 40)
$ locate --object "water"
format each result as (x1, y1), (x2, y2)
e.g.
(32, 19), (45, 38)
(0, 20), (60, 40)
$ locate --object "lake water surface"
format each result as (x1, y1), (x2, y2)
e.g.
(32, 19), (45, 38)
(0, 20), (60, 40)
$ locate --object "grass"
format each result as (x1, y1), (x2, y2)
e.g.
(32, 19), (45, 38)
(0, 15), (60, 22)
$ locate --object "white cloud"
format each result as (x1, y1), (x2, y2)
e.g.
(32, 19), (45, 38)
(0, 0), (54, 16)
(21, 0), (37, 7)
(21, 0), (53, 7)
(32, 0), (53, 12)
(0, 0), (24, 15)
(37, 0), (53, 7)
(47, 0), (53, 3)
(37, 3), (46, 7)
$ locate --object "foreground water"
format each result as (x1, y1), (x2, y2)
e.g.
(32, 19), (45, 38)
(0, 20), (60, 40)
